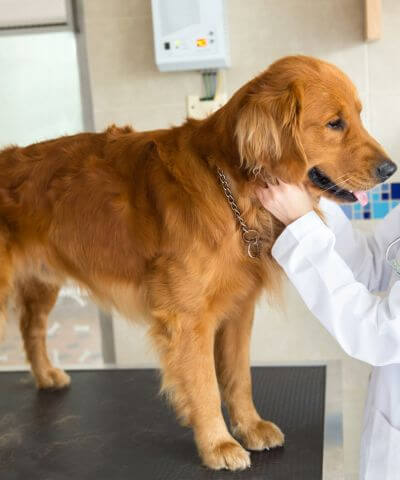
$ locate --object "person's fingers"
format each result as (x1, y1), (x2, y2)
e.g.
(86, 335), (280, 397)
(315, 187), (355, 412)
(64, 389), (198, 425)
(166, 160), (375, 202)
(270, 183), (286, 197)
(259, 181), (296, 204)
(256, 186), (265, 198)
(277, 178), (293, 189)
(263, 190), (274, 204)
(260, 185), (277, 197)
(258, 189), (277, 209)
(256, 187), (269, 203)
(269, 177), (278, 186)
(268, 187), (281, 200)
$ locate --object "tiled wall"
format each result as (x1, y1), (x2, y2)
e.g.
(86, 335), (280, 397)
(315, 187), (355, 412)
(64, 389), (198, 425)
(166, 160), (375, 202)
(82, 2), (400, 479)
(341, 182), (400, 219)
(82, 0), (400, 189)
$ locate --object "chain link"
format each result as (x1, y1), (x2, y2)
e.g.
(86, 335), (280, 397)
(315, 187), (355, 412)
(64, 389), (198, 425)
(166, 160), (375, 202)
(216, 168), (261, 258)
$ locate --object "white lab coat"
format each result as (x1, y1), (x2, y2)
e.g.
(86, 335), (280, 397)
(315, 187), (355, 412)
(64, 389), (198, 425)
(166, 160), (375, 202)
(271, 197), (400, 480)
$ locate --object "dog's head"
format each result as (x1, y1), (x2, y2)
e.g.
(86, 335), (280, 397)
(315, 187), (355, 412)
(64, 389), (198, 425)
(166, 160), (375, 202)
(235, 55), (396, 203)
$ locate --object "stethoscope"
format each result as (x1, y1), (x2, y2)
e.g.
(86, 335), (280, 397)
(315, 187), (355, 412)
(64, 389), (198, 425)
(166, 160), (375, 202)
(386, 237), (400, 276)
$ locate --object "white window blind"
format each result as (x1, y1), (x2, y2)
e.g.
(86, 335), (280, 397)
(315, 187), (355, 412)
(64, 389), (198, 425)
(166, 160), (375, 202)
(0, 0), (68, 28)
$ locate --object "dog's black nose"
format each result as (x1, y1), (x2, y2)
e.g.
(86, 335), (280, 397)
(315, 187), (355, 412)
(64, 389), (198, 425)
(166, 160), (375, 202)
(376, 159), (397, 181)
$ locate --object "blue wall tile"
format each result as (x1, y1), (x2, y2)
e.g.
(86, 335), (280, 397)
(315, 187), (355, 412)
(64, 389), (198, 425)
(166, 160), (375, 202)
(373, 202), (389, 219)
(391, 183), (400, 199)
(339, 182), (399, 220)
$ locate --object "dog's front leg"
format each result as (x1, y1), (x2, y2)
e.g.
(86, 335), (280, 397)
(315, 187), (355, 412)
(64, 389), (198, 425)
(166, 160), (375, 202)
(150, 311), (251, 471)
(214, 300), (284, 451)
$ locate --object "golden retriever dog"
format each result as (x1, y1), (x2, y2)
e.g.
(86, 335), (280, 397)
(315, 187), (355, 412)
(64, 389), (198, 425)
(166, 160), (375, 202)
(0, 55), (396, 470)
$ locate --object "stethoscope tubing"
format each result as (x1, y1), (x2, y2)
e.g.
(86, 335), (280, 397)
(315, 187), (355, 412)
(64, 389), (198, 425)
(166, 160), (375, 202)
(386, 236), (400, 276)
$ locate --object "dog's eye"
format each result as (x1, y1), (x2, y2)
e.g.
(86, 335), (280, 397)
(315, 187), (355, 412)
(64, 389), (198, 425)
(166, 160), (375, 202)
(327, 118), (345, 130)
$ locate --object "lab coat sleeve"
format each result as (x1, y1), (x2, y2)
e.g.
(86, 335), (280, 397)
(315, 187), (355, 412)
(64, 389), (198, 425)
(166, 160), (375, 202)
(320, 198), (400, 292)
(272, 211), (400, 366)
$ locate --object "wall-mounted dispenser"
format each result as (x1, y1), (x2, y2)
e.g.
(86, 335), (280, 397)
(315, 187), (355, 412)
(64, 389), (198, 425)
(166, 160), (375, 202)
(151, 0), (230, 72)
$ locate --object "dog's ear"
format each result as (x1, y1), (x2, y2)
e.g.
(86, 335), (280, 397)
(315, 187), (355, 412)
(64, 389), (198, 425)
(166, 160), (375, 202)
(235, 81), (307, 183)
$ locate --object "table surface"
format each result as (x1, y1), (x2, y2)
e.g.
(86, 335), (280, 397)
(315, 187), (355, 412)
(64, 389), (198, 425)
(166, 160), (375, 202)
(0, 366), (326, 480)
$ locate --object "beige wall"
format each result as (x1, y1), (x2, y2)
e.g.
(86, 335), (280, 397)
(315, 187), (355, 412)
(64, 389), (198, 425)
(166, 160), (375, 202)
(83, 0), (400, 178)
(82, 2), (400, 479)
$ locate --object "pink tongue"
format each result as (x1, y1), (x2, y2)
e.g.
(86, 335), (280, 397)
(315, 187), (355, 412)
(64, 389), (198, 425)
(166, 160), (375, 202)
(354, 191), (369, 206)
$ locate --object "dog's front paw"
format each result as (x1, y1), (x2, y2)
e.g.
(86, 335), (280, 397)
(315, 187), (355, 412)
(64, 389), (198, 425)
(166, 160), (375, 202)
(35, 367), (71, 390)
(233, 420), (284, 451)
(201, 440), (251, 471)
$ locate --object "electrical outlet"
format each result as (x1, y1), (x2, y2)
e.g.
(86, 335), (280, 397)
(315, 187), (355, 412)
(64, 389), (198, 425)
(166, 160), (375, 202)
(187, 93), (227, 120)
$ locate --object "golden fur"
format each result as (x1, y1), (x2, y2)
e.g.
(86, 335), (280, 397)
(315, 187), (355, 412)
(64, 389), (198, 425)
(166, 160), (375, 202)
(0, 56), (390, 470)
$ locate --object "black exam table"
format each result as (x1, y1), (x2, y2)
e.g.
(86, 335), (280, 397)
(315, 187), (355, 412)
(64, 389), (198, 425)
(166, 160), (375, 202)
(0, 366), (329, 480)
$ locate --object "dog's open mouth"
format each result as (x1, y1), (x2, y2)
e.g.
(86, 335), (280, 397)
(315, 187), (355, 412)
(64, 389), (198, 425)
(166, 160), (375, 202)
(308, 167), (369, 205)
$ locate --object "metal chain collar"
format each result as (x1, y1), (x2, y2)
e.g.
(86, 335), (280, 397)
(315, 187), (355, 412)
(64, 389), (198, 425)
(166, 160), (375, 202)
(216, 167), (261, 258)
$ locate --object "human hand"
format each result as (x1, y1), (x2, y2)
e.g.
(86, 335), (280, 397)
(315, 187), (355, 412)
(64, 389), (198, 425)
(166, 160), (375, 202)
(256, 181), (314, 226)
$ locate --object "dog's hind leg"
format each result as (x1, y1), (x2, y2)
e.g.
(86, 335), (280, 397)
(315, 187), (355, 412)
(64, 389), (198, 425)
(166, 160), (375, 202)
(214, 300), (284, 451)
(17, 277), (70, 389)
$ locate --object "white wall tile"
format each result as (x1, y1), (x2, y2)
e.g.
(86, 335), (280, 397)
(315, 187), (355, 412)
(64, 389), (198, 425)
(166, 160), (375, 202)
(369, 93), (400, 178)
(368, 0), (400, 94)
(227, 0), (366, 93)
(84, 0), (150, 20)
(94, 103), (187, 132)
(84, 17), (155, 79)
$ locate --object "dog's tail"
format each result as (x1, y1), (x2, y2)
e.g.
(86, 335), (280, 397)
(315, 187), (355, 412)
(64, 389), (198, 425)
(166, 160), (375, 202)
(0, 267), (12, 342)
(0, 236), (13, 341)
(0, 302), (7, 342)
